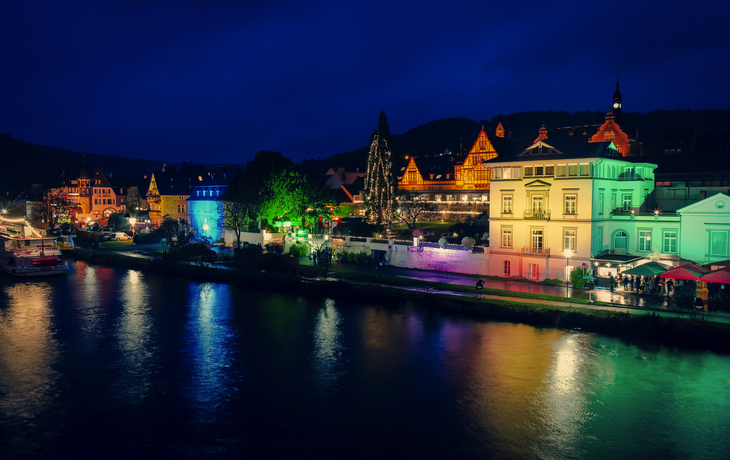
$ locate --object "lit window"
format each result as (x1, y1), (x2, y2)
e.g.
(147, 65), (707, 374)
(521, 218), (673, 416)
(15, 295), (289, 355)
(638, 230), (651, 251)
(663, 231), (677, 253)
(501, 228), (512, 248)
(564, 229), (576, 251)
(710, 231), (728, 257)
(503, 260), (511, 276)
(502, 195), (513, 214)
(622, 193), (632, 211)
(564, 195), (577, 214)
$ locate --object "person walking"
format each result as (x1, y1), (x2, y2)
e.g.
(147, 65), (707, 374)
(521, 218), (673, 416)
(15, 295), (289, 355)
(609, 274), (615, 292)
(623, 275), (629, 290)
(667, 278), (674, 295)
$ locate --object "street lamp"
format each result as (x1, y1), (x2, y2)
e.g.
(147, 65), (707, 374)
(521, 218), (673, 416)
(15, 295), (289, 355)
(129, 217), (137, 237)
(564, 248), (573, 298)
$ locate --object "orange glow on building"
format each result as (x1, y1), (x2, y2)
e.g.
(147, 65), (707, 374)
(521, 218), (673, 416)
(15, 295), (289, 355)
(589, 110), (631, 156)
(398, 126), (498, 192)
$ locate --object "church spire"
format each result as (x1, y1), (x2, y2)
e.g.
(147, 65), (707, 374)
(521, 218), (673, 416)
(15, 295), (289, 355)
(612, 69), (622, 114)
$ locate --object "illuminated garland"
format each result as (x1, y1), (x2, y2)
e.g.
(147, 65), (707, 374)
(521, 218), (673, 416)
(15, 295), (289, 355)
(364, 134), (395, 225)
(0, 215), (44, 237)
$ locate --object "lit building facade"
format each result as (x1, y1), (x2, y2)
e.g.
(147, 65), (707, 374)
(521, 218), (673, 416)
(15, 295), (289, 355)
(397, 125), (505, 218)
(146, 162), (211, 227)
(56, 158), (122, 225)
(486, 133), (659, 281)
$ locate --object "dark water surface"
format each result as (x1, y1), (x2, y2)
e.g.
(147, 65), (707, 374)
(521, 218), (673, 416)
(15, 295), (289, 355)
(1, 260), (728, 459)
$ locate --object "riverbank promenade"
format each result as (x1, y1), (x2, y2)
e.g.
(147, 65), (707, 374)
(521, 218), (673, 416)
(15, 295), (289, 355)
(75, 242), (730, 325)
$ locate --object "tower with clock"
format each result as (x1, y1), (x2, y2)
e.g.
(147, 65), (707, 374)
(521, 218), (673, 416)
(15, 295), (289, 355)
(612, 71), (622, 115)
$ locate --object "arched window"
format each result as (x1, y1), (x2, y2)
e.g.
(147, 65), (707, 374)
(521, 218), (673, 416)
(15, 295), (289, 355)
(614, 230), (628, 251)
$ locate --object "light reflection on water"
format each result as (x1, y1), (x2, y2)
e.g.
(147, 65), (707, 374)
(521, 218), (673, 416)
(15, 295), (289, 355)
(0, 282), (58, 423)
(0, 261), (729, 459)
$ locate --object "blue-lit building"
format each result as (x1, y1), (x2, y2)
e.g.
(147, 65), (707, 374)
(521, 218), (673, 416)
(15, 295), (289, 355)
(187, 168), (242, 243)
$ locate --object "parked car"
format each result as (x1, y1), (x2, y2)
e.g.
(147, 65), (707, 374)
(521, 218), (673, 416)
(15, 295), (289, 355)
(113, 232), (132, 241)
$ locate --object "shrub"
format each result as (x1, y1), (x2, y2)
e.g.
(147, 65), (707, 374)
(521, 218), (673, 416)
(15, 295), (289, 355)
(288, 243), (309, 257)
(235, 245), (263, 262)
(170, 242), (214, 260)
(259, 253), (299, 271)
(337, 249), (368, 264)
(133, 231), (161, 245)
(461, 236), (476, 249)
(438, 237), (449, 248)
(539, 278), (564, 285)
(570, 267), (587, 289)
(348, 222), (382, 237)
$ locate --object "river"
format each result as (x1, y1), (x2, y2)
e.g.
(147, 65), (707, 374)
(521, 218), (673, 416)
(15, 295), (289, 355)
(1, 259), (728, 459)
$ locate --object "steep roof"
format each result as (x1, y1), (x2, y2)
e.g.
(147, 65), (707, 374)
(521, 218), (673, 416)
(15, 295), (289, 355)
(91, 165), (112, 188)
(483, 132), (624, 164)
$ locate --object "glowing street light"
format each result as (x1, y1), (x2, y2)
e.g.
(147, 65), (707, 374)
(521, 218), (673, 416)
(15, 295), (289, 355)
(564, 248), (573, 298)
(129, 217), (137, 237)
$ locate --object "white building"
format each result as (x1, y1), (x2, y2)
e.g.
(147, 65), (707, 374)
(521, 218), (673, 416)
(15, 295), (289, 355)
(485, 133), (730, 281)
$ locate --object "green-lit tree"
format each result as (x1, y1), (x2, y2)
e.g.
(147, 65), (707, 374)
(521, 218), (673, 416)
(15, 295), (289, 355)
(242, 151), (307, 225)
(364, 131), (395, 226)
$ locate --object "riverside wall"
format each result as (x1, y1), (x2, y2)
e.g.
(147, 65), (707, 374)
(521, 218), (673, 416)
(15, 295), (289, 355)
(287, 235), (490, 276)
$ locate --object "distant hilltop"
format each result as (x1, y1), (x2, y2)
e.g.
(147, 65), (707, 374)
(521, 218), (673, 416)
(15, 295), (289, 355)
(298, 109), (730, 177)
(0, 132), (245, 197)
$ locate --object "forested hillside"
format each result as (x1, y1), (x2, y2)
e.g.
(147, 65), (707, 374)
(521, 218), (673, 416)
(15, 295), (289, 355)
(298, 109), (730, 177)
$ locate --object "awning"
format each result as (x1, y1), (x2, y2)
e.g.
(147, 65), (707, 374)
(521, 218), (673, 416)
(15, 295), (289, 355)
(700, 267), (730, 284)
(622, 261), (669, 276)
(591, 250), (643, 266)
(660, 263), (710, 281)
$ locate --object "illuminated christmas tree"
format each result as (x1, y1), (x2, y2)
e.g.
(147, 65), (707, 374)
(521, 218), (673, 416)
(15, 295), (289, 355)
(364, 132), (394, 226)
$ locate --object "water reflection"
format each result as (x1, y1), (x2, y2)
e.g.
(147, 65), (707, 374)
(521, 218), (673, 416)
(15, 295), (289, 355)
(0, 282), (58, 423)
(311, 298), (344, 394)
(1, 265), (729, 459)
(115, 270), (154, 402)
(184, 282), (235, 418)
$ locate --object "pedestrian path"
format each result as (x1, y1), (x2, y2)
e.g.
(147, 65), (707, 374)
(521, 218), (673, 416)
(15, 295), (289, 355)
(319, 262), (730, 324)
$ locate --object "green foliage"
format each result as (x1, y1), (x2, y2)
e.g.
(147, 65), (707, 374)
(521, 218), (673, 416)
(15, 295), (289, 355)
(107, 212), (129, 229)
(449, 212), (489, 245)
(438, 237), (448, 248)
(133, 232), (161, 245)
(570, 267), (587, 289)
(539, 278), (564, 285)
(288, 243), (309, 257)
(461, 236), (476, 248)
(336, 249), (368, 264)
(166, 242), (212, 261)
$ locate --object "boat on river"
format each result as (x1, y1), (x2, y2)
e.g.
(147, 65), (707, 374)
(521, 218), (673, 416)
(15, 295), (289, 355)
(0, 219), (68, 277)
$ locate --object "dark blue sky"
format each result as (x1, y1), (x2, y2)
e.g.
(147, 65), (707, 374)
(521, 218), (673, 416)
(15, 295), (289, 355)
(2, 0), (728, 165)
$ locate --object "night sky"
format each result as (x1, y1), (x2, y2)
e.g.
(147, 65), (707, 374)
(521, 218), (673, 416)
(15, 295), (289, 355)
(2, 0), (728, 166)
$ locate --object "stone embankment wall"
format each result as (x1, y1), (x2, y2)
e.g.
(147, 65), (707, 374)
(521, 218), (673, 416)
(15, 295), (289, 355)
(226, 231), (285, 247)
(286, 235), (490, 275)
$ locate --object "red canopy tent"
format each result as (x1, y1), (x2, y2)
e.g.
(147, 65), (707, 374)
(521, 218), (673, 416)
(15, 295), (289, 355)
(659, 263), (710, 280)
(700, 266), (730, 284)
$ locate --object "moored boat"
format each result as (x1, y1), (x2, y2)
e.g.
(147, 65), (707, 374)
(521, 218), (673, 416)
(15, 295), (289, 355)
(0, 219), (69, 277)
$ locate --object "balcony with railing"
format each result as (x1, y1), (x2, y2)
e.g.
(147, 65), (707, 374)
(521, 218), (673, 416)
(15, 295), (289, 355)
(522, 246), (550, 256)
(523, 209), (550, 220)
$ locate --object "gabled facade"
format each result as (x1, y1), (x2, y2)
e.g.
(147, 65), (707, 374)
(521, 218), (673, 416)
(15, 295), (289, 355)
(397, 126), (505, 218)
(55, 158), (122, 225)
(486, 131), (658, 281)
(146, 162), (211, 226)
(588, 110), (636, 156)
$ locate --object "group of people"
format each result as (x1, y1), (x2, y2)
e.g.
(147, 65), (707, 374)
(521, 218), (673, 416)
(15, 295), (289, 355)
(608, 274), (682, 296)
